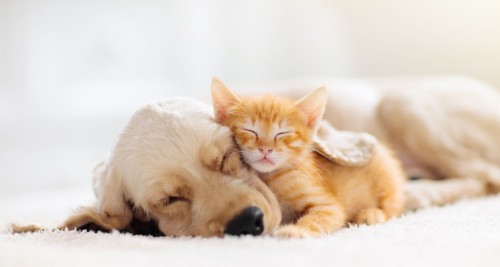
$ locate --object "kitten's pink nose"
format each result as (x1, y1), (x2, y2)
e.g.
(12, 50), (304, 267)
(258, 147), (273, 157)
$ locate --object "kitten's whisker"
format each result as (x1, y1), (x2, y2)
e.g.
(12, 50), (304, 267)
(288, 159), (310, 176)
(311, 147), (331, 161)
(309, 156), (328, 173)
(284, 161), (299, 173)
(288, 156), (327, 178)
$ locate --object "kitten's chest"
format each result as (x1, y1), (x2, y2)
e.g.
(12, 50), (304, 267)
(261, 170), (316, 224)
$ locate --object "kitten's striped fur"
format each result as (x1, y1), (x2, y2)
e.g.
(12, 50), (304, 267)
(211, 79), (405, 238)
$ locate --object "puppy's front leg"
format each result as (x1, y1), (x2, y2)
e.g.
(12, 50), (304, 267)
(61, 205), (132, 231)
(75, 160), (133, 231)
(10, 204), (132, 234)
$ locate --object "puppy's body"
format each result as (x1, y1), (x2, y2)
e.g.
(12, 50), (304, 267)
(13, 98), (281, 237)
(321, 77), (500, 209)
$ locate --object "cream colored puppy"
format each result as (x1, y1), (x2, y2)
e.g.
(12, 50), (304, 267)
(13, 97), (281, 237)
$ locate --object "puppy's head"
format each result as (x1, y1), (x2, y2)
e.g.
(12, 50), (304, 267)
(10, 98), (280, 238)
(125, 99), (281, 237)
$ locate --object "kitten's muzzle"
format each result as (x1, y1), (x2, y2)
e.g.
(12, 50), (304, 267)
(224, 206), (264, 236)
(258, 147), (274, 157)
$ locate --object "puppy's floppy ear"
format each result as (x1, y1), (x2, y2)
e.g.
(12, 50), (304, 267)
(210, 78), (242, 123)
(295, 86), (328, 131)
(313, 120), (377, 166)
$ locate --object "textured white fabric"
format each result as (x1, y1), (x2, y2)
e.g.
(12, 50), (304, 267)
(1, 185), (498, 267)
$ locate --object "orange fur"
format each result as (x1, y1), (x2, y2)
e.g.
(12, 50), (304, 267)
(211, 78), (406, 238)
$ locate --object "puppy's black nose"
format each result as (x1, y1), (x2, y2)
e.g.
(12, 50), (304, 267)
(224, 206), (264, 236)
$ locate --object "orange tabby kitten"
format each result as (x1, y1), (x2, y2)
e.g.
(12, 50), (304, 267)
(211, 79), (406, 238)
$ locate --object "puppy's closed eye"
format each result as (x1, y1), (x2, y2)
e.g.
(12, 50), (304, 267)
(150, 195), (191, 217)
(154, 196), (189, 209)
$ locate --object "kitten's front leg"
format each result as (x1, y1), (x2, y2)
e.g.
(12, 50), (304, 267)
(274, 197), (346, 238)
(265, 170), (347, 238)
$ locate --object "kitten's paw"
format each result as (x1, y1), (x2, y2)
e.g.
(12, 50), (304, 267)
(353, 208), (387, 225)
(273, 225), (312, 239)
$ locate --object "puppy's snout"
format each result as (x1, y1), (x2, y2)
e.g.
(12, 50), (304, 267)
(224, 206), (264, 236)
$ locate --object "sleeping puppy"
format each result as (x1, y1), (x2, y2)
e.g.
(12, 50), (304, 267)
(12, 97), (281, 237)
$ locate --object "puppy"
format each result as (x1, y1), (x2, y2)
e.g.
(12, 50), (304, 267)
(12, 97), (281, 237)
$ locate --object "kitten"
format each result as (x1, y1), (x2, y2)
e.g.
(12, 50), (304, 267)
(211, 78), (406, 238)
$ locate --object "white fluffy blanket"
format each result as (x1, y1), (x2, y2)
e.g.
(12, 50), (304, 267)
(1, 185), (498, 267)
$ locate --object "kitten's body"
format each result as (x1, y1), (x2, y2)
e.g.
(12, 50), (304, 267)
(211, 79), (405, 237)
(266, 145), (404, 229)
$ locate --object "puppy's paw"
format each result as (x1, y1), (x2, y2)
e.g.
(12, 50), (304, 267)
(405, 192), (432, 210)
(483, 167), (500, 193)
(9, 223), (47, 234)
(353, 208), (387, 225)
(273, 225), (312, 239)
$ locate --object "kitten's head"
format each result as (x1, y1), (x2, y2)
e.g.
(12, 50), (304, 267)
(210, 78), (327, 173)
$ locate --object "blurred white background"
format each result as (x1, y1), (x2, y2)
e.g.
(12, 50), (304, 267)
(1, 0), (500, 196)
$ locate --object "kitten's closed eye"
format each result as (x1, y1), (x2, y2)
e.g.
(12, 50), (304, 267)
(242, 129), (259, 139)
(275, 131), (292, 140)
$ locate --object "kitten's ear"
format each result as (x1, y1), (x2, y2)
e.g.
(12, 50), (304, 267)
(313, 120), (378, 166)
(210, 78), (242, 123)
(295, 87), (327, 130)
